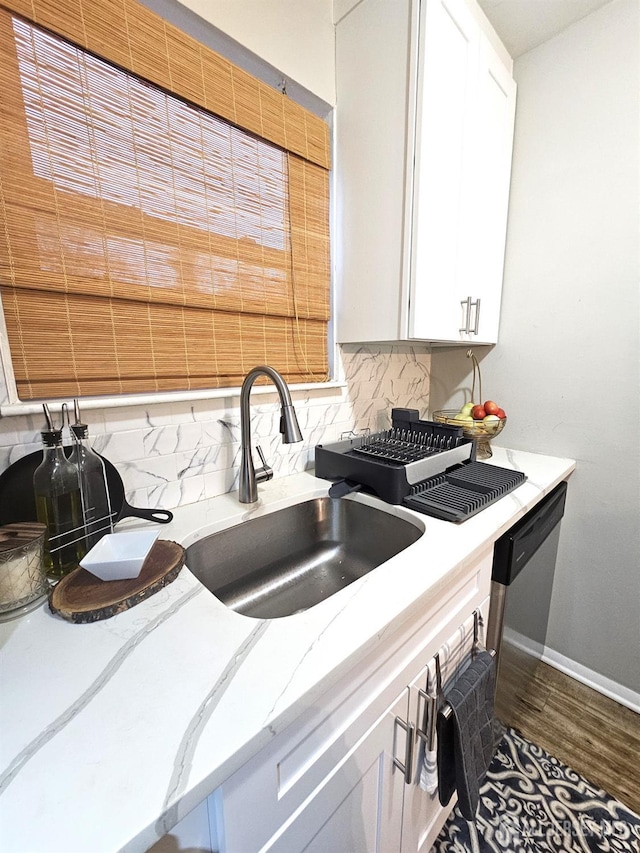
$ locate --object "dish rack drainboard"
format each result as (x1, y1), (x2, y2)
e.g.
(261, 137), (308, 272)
(403, 462), (526, 523)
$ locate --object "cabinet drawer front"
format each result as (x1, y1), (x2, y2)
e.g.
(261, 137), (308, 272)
(264, 690), (408, 853)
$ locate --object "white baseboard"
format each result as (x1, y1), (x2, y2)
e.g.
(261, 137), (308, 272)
(503, 628), (640, 714)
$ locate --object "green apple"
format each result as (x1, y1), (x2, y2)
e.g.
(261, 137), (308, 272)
(483, 414), (500, 431)
(461, 402), (474, 416)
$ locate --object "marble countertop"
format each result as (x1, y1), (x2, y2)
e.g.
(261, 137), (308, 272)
(0, 447), (575, 853)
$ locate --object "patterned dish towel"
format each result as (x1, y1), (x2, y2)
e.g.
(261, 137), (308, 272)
(418, 611), (485, 793)
(436, 650), (497, 819)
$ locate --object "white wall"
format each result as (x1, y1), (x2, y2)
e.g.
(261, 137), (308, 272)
(175, 0), (336, 105)
(431, 0), (640, 695)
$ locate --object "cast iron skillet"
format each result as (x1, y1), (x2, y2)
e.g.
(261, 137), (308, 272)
(0, 450), (173, 527)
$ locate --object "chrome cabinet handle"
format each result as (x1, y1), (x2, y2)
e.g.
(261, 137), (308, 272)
(415, 687), (431, 744)
(471, 298), (481, 335)
(416, 688), (439, 751)
(393, 716), (415, 785)
(460, 296), (471, 333)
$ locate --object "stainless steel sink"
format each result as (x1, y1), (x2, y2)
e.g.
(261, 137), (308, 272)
(185, 497), (423, 619)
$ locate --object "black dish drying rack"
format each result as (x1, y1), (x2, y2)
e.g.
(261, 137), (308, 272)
(403, 460), (526, 522)
(314, 408), (525, 523)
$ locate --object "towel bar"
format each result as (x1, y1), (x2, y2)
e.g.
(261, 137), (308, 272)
(424, 609), (490, 747)
(437, 638), (496, 853)
(439, 648), (496, 722)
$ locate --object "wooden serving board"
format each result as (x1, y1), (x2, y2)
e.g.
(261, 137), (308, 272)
(49, 539), (185, 623)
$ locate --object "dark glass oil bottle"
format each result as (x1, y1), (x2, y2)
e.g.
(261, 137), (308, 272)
(33, 427), (86, 580)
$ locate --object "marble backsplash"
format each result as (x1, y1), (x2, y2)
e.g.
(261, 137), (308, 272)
(0, 344), (431, 510)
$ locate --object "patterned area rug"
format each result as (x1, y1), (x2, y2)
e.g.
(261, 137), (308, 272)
(433, 727), (640, 853)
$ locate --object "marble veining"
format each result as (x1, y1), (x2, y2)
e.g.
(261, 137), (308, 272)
(260, 577), (370, 727)
(157, 619), (271, 836)
(0, 584), (203, 798)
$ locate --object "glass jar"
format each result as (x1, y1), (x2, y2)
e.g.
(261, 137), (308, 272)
(0, 522), (48, 620)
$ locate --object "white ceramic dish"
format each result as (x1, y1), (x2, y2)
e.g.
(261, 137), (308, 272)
(79, 531), (160, 581)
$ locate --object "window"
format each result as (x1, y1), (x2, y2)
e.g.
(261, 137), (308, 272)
(0, 0), (331, 400)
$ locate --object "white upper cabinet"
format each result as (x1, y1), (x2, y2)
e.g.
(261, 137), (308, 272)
(335, 0), (516, 345)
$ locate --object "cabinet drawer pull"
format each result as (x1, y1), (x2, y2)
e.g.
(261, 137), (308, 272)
(393, 716), (415, 785)
(471, 297), (481, 334)
(415, 688), (436, 749)
(460, 296), (472, 333)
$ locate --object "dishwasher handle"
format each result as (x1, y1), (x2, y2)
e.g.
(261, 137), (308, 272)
(492, 480), (567, 585)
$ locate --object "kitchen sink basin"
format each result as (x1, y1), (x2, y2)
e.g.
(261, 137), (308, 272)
(185, 497), (423, 619)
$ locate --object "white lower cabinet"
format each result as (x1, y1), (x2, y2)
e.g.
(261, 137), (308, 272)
(205, 551), (492, 853)
(147, 799), (214, 852)
(401, 663), (453, 853)
(228, 689), (409, 853)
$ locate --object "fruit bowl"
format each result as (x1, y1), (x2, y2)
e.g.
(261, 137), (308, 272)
(432, 410), (506, 460)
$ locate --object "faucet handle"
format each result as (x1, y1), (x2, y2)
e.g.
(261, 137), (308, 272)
(255, 445), (274, 483)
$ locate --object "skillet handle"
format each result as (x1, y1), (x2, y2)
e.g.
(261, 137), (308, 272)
(122, 506), (174, 524)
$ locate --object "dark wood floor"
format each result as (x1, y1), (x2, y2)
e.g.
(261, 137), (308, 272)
(495, 643), (640, 816)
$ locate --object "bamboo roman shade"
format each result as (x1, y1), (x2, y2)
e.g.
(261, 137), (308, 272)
(0, 0), (331, 399)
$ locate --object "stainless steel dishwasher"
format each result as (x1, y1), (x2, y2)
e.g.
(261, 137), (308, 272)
(487, 480), (568, 723)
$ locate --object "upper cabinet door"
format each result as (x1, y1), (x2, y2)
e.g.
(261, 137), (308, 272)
(409, 0), (517, 344)
(334, 0), (416, 344)
(409, 0), (481, 342)
(464, 38), (517, 344)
